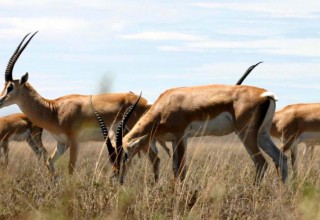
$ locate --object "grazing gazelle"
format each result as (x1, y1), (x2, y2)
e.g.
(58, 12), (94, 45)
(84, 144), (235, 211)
(98, 63), (287, 184)
(0, 113), (46, 167)
(117, 85), (287, 184)
(95, 62), (265, 183)
(271, 103), (320, 176)
(0, 32), (163, 176)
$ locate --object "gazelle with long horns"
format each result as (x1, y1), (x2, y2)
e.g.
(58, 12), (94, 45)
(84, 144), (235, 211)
(0, 32), (165, 177)
(0, 113), (46, 166)
(104, 65), (288, 185)
(95, 62), (266, 183)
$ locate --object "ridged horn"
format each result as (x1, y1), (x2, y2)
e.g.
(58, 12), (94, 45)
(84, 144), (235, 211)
(235, 61), (263, 85)
(115, 92), (142, 151)
(89, 95), (117, 164)
(5, 32), (38, 82)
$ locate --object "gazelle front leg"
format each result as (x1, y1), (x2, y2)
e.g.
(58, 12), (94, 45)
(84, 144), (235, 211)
(46, 142), (69, 173)
(172, 136), (187, 181)
(290, 143), (298, 178)
(69, 140), (79, 174)
(26, 129), (48, 162)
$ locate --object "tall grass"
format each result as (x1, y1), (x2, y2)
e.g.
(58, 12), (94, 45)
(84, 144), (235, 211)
(0, 134), (320, 219)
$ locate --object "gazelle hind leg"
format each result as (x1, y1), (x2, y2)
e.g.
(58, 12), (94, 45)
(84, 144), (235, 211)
(157, 139), (171, 157)
(238, 130), (268, 185)
(47, 142), (69, 173)
(258, 99), (287, 183)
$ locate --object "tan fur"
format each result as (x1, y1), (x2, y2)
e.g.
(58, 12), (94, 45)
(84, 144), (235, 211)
(0, 79), (163, 175)
(121, 84), (288, 184)
(271, 103), (320, 176)
(0, 113), (46, 166)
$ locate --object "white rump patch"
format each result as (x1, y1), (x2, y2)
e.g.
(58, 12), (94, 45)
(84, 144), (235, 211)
(261, 91), (278, 101)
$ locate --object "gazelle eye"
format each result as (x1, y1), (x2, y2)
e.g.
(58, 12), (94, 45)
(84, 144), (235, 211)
(7, 84), (14, 93)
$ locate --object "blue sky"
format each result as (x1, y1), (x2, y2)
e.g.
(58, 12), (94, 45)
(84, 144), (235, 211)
(0, 0), (320, 116)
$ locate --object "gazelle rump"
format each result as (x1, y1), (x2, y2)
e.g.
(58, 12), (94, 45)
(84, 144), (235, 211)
(0, 113), (46, 166)
(271, 103), (320, 176)
(117, 84), (288, 184)
(0, 32), (160, 175)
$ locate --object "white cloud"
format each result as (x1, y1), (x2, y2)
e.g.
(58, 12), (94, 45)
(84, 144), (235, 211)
(158, 38), (320, 57)
(119, 31), (205, 41)
(191, 1), (320, 18)
(0, 17), (89, 41)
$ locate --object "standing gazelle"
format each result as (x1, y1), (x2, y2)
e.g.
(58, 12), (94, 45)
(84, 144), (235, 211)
(271, 103), (320, 176)
(0, 32), (164, 177)
(0, 113), (46, 166)
(114, 84), (288, 184)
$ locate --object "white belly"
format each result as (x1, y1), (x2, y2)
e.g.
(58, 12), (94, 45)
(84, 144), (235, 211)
(185, 112), (234, 137)
(298, 132), (320, 144)
(77, 127), (115, 142)
(49, 127), (116, 143)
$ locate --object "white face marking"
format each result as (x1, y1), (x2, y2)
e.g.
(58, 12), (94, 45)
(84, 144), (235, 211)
(185, 112), (234, 137)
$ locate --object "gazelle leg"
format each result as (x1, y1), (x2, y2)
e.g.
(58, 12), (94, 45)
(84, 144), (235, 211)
(172, 136), (187, 181)
(281, 137), (296, 177)
(238, 130), (268, 185)
(47, 142), (69, 173)
(258, 132), (288, 183)
(69, 140), (79, 174)
(290, 143), (298, 177)
(146, 140), (160, 181)
(30, 127), (48, 161)
(157, 139), (171, 157)
(26, 128), (48, 162)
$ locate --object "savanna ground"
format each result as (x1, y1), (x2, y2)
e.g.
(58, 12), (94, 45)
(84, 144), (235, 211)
(1, 133), (320, 220)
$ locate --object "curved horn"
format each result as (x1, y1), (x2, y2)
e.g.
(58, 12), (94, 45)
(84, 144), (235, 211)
(5, 31), (38, 82)
(235, 61), (263, 85)
(5, 33), (31, 81)
(116, 92), (142, 150)
(89, 95), (117, 164)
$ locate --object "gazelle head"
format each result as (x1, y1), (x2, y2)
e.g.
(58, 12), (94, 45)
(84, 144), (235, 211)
(0, 32), (37, 108)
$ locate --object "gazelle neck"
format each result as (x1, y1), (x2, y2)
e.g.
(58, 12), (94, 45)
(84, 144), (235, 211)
(17, 83), (59, 130)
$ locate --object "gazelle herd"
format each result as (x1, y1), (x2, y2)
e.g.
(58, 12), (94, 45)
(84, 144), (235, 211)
(0, 32), (318, 186)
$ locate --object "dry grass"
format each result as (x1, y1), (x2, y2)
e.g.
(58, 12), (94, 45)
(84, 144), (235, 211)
(1, 133), (320, 219)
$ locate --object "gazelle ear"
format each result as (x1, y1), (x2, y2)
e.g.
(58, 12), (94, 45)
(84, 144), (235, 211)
(19, 72), (29, 85)
(128, 134), (149, 148)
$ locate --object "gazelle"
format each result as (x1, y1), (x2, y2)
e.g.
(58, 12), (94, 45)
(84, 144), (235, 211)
(100, 67), (287, 184)
(271, 103), (320, 176)
(118, 85), (287, 184)
(0, 32), (165, 177)
(0, 113), (46, 167)
(96, 62), (265, 183)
